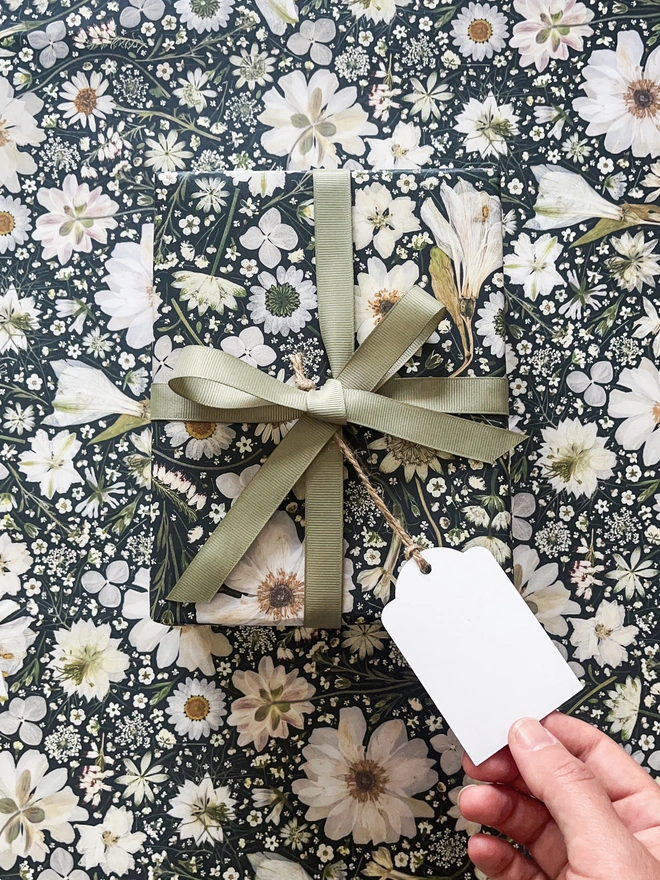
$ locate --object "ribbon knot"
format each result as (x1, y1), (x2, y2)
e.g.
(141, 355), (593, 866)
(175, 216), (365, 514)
(151, 169), (524, 628)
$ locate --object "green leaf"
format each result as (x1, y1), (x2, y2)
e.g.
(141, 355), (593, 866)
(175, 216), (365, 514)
(639, 480), (660, 503)
(90, 413), (150, 444)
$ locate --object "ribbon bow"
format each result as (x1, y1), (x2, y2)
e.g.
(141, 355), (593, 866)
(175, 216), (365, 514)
(151, 170), (523, 627)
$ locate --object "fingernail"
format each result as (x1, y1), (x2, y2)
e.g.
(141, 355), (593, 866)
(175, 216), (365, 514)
(511, 718), (558, 751)
(457, 784), (479, 808)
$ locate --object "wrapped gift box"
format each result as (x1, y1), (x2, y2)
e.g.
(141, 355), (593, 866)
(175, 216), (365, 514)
(150, 167), (516, 626)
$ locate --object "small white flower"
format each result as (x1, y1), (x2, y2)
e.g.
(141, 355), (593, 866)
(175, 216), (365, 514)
(633, 297), (660, 356)
(49, 619), (129, 701)
(0, 696), (46, 744)
(18, 429), (83, 499)
(353, 183), (420, 259)
(172, 269), (245, 315)
(0, 285), (40, 355)
(366, 122), (433, 170)
(169, 776), (236, 844)
(455, 93), (519, 158)
(566, 360), (613, 407)
(504, 232), (563, 301)
(240, 207), (298, 268)
(569, 600), (638, 668)
(173, 67), (217, 111)
(0, 195), (31, 254)
(76, 806), (146, 877)
(174, 0), (235, 32)
(82, 560), (129, 608)
(27, 21), (69, 68)
(58, 71), (115, 132)
(606, 547), (658, 600)
(608, 231), (660, 293)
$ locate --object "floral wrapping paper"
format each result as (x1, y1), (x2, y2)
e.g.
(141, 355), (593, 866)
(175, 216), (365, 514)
(150, 167), (512, 626)
(0, 0), (660, 878)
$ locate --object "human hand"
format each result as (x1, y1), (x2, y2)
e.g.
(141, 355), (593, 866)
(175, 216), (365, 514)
(458, 712), (660, 880)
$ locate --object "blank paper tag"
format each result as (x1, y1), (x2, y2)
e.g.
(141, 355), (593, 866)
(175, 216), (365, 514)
(381, 546), (581, 765)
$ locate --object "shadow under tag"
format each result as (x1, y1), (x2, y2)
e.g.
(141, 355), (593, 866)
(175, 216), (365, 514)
(381, 546), (582, 765)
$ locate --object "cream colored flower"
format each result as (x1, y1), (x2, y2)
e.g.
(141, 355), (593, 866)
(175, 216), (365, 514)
(169, 776), (236, 844)
(172, 269), (245, 315)
(49, 619), (129, 701)
(369, 435), (445, 482)
(570, 600), (638, 668)
(513, 544), (579, 636)
(354, 257), (419, 343)
(164, 420), (235, 460)
(604, 676), (641, 741)
(538, 417), (616, 497)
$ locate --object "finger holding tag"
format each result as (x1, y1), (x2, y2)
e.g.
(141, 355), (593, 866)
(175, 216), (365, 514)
(381, 546), (582, 766)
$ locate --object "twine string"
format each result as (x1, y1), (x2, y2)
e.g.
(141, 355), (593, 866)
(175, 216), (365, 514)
(289, 353), (432, 575)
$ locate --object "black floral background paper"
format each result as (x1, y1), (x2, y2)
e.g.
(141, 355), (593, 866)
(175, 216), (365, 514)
(0, 0), (659, 878)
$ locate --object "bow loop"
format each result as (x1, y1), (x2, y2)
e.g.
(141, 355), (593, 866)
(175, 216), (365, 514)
(306, 379), (348, 424)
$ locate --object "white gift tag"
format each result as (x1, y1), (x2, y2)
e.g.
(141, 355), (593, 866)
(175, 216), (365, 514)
(381, 546), (581, 765)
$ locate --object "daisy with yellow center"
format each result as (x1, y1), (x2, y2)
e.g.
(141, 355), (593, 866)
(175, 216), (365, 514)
(0, 195), (31, 254)
(58, 71), (115, 132)
(164, 420), (236, 460)
(165, 677), (227, 741)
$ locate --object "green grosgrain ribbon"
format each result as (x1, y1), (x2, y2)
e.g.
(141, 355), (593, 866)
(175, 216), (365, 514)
(151, 169), (523, 628)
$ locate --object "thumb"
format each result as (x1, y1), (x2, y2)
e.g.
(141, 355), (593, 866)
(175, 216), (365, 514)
(508, 717), (635, 859)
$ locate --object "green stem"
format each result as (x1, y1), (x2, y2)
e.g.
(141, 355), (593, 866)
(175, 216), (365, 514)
(171, 300), (204, 345)
(415, 476), (443, 547)
(564, 675), (616, 715)
(114, 106), (223, 142)
(211, 186), (241, 276)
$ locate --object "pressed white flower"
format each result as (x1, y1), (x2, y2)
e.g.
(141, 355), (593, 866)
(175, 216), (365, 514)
(247, 264), (317, 335)
(230, 44), (276, 90)
(192, 176), (228, 213)
(451, 2), (509, 61)
(511, 0), (593, 72)
(430, 728), (464, 775)
(353, 183), (420, 259)
(606, 547), (658, 600)
(574, 30), (660, 158)
(0, 195), (31, 253)
(58, 71), (115, 131)
(166, 677), (227, 740)
(0, 78), (45, 193)
(0, 696), (46, 745)
(169, 775), (236, 844)
(513, 545), (580, 636)
(173, 67), (217, 111)
(345, 0), (410, 23)
(448, 773), (483, 836)
(566, 360), (613, 408)
(231, 170), (286, 198)
(287, 17), (335, 65)
(221, 326), (276, 367)
(172, 269), (245, 314)
(455, 93), (519, 158)
(26, 21), (69, 68)
(33, 175), (119, 265)
(76, 806), (145, 877)
(144, 130), (193, 172)
(608, 231), (660, 292)
(609, 358), (660, 466)
(18, 429), (83, 499)
(216, 463), (261, 505)
(49, 619), (129, 701)
(254, 0), (299, 34)
(0, 533), (32, 598)
(174, 0), (235, 31)
(120, 0), (165, 27)
(511, 492), (535, 541)
(341, 622), (388, 660)
(0, 750), (87, 870)
(228, 656), (315, 751)
(291, 706), (438, 844)
(475, 291), (506, 358)
(633, 296), (660, 356)
(122, 567), (231, 673)
(366, 122), (433, 170)
(403, 73), (453, 122)
(0, 600), (37, 701)
(569, 600), (638, 668)
(538, 417), (616, 498)
(240, 207), (298, 268)
(421, 177), (503, 309)
(125, 428), (152, 488)
(81, 560), (129, 608)
(369, 435), (445, 482)
(44, 359), (148, 428)
(259, 70), (377, 169)
(525, 165), (624, 231)
(604, 676), (641, 741)
(504, 232), (564, 301)
(95, 223), (157, 349)
(463, 535), (511, 564)
(249, 852), (312, 880)
(642, 160), (660, 202)
(164, 420), (236, 460)
(116, 752), (168, 806)
(0, 285), (40, 354)
(354, 257), (419, 343)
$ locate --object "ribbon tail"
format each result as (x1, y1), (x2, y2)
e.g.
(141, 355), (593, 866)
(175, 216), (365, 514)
(379, 376), (510, 416)
(165, 416), (335, 605)
(303, 437), (345, 628)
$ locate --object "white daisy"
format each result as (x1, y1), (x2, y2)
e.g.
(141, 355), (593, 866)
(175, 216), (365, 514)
(475, 290), (506, 358)
(76, 806), (145, 877)
(174, 0), (235, 32)
(633, 297), (660, 357)
(228, 656), (315, 751)
(455, 93), (520, 158)
(538, 417), (616, 497)
(569, 600), (638, 669)
(18, 429), (83, 499)
(49, 619), (129, 701)
(169, 777), (236, 845)
(0, 78), (45, 193)
(0, 285), (40, 354)
(353, 183), (420, 259)
(451, 2), (509, 61)
(166, 677), (227, 741)
(95, 222), (157, 350)
(144, 130), (193, 172)
(173, 67), (217, 111)
(345, 0), (410, 23)
(259, 69), (377, 170)
(574, 30), (660, 158)
(608, 231), (660, 292)
(609, 358), (660, 466)
(366, 122), (433, 170)
(0, 534), (32, 599)
(369, 435), (445, 482)
(604, 676), (641, 741)
(504, 232), (564, 301)
(230, 44), (276, 90)
(239, 207), (298, 268)
(511, 0), (593, 72)
(291, 706), (437, 844)
(0, 196), (30, 253)
(606, 548), (658, 600)
(33, 174), (118, 265)
(354, 257), (419, 343)
(0, 750), (87, 871)
(248, 265), (317, 336)
(172, 269), (245, 314)
(58, 71), (115, 132)
(164, 420), (236, 460)
(192, 176), (229, 212)
(513, 544), (580, 636)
